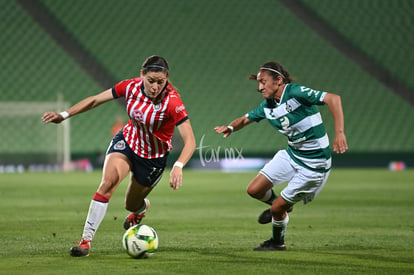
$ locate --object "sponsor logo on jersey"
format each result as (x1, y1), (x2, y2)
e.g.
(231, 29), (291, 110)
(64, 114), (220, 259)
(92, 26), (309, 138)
(133, 109), (144, 123)
(175, 105), (185, 113)
(280, 116), (290, 130)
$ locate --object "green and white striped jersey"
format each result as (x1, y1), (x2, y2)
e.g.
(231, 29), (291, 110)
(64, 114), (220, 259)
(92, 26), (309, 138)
(246, 83), (331, 172)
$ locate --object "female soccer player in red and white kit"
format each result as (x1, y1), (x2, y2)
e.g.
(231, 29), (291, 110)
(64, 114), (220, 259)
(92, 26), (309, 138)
(42, 55), (196, 257)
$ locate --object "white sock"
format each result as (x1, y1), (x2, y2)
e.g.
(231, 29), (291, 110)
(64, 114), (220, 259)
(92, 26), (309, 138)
(272, 213), (289, 228)
(260, 189), (276, 205)
(82, 200), (109, 241)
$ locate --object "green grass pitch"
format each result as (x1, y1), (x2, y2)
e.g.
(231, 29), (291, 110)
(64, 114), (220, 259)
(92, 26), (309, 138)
(0, 169), (413, 274)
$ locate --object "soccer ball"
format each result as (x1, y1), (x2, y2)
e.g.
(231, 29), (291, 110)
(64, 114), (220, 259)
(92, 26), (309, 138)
(122, 224), (159, 259)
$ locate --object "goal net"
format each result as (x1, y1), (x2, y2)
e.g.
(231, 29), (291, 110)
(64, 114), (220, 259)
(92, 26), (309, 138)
(0, 100), (70, 172)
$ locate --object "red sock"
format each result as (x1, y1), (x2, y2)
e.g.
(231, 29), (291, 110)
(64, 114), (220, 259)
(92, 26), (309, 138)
(93, 192), (110, 203)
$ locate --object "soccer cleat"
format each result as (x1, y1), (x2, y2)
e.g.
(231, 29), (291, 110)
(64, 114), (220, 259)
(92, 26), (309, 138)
(70, 238), (91, 257)
(258, 209), (272, 224)
(123, 198), (150, 230)
(253, 238), (286, 251)
(258, 206), (293, 224)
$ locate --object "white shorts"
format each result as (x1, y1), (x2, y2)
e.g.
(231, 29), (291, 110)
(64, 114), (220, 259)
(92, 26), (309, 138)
(260, 150), (331, 204)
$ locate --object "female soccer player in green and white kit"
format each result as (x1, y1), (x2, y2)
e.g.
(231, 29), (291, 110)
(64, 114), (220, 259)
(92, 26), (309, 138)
(215, 61), (348, 251)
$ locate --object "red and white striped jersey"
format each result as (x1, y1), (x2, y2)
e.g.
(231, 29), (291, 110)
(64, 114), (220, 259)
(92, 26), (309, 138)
(112, 77), (189, 159)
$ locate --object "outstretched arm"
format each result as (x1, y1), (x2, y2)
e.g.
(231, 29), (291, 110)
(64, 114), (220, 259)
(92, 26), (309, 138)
(323, 93), (348, 154)
(214, 115), (253, 138)
(169, 119), (196, 190)
(42, 89), (114, 124)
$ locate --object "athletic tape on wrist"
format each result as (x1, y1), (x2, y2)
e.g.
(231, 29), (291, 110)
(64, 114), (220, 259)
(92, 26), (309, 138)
(59, 111), (69, 120)
(173, 161), (184, 168)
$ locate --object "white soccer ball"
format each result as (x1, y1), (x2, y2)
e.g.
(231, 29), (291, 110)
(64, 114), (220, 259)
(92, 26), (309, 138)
(122, 224), (159, 259)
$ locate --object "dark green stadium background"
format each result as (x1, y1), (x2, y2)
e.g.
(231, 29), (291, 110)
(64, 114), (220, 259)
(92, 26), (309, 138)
(1, 0), (413, 167)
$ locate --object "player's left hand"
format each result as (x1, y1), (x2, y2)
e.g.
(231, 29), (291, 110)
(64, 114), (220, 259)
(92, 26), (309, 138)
(333, 132), (348, 154)
(169, 166), (183, 190)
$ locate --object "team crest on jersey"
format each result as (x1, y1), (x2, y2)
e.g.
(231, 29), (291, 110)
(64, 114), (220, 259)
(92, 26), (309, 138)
(153, 103), (162, 111)
(285, 103), (293, 113)
(114, 140), (126, 150)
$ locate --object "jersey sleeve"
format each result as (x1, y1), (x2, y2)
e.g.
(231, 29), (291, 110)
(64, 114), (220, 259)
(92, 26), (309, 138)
(291, 84), (327, 106)
(112, 78), (141, 98)
(168, 91), (189, 125)
(246, 100), (267, 122)
(112, 80), (128, 98)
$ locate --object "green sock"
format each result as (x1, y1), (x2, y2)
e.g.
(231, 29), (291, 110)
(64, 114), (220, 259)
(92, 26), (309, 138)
(272, 214), (289, 245)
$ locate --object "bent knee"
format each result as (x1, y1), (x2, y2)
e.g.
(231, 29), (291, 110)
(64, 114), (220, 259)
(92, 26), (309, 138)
(246, 184), (258, 198)
(247, 184), (268, 199)
(247, 175), (272, 198)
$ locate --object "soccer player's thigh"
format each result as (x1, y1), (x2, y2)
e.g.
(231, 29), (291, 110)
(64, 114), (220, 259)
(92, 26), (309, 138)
(98, 152), (130, 195)
(260, 150), (295, 185)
